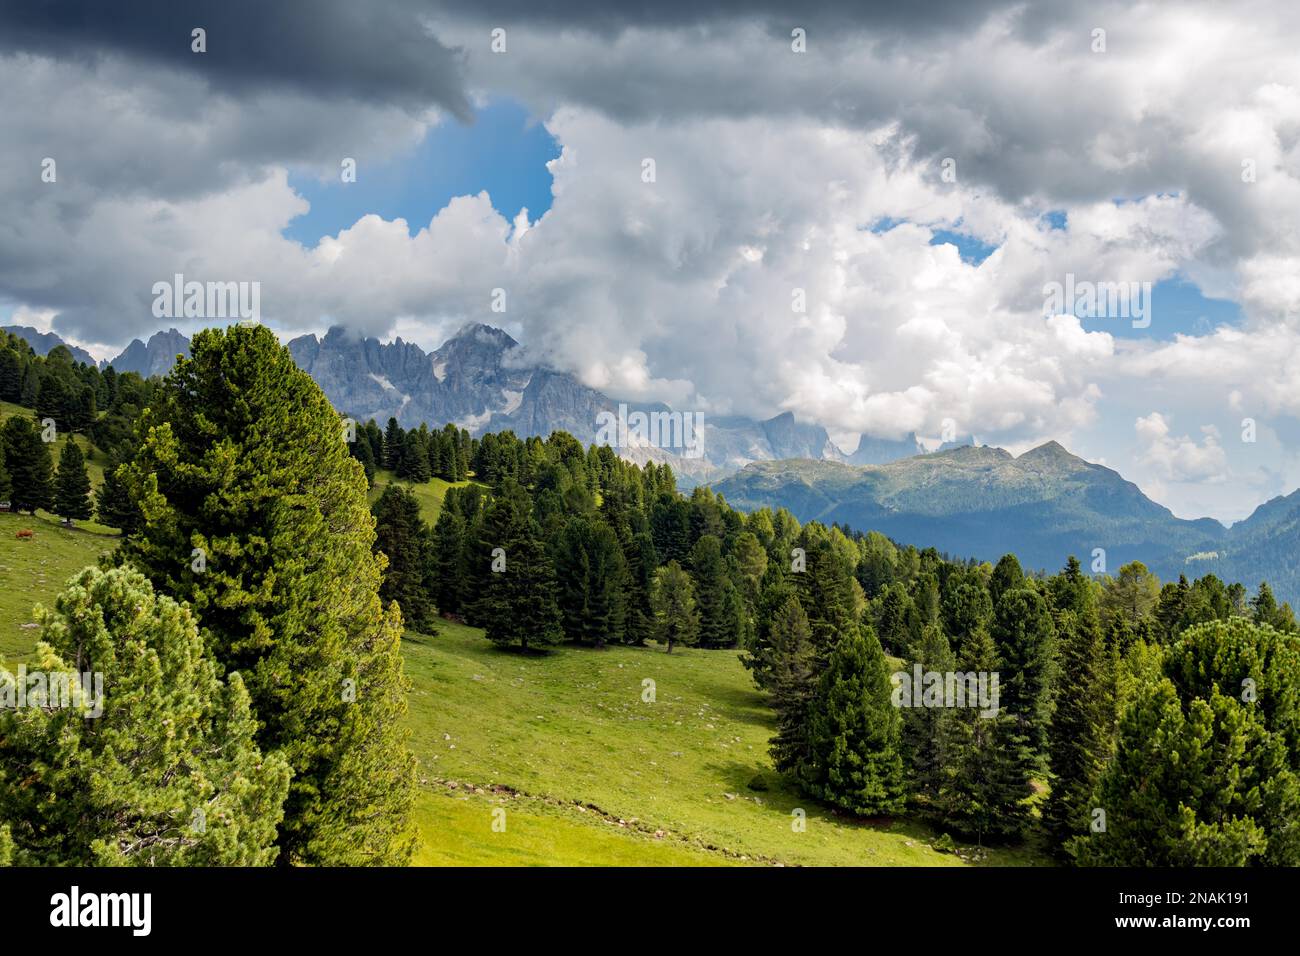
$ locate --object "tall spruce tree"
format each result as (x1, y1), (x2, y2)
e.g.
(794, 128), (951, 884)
(690, 534), (739, 648)
(797, 624), (907, 816)
(52, 440), (92, 524)
(399, 430), (431, 482)
(472, 480), (563, 651)
(94, 458), (141, 535)
(1043, 608), (1116, 857)
(766, 596), (818, 776)
(430, 507), (468, 617)
(0, 567), (291, 865)
(900, 623), (958, 807)
(372, 484), (436, 633)
(992, 586), (1057, 770)
(555, 517), (628, 647)
(383, 417), (404, 472)
(938, 624), (1033, 843)
(622, 530), (658, 646)
(792, 534), (860, 657)
(117, 325), (415, 865)
(650, 560), (700, 653)
(1, 415), (53, 514)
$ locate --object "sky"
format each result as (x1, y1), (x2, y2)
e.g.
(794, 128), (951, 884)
(2, 0), (1299, 523)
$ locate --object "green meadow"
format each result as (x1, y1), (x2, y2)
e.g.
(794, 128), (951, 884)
(0, 458), (1048, 867)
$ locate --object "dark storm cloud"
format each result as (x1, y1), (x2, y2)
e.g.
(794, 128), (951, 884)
(435, 0), (1060, 38)
(0, 0), (470, 117)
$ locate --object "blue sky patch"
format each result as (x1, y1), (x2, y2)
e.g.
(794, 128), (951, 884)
(282, 98), (560, 246)
(929, 229), (998, 266)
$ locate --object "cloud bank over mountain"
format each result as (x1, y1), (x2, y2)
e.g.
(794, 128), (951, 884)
(2, 0), (1298, 519)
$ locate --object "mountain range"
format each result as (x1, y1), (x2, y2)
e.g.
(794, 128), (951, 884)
(712, 442), (1300, 605)
(10, 322), (1300, 604)
(2, 325), (97, 366)
(52, 323), (871, 482)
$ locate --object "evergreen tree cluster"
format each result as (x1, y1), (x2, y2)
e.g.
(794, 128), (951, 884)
(349, 417), (471, 486)
(416, 434), (780, 656)
(1, 326), (416, 867)
(0, 330), (155, 449)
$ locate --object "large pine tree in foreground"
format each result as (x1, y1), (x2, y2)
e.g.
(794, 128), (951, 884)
(0, 567), (290, 865)
(937, 624), (1032, 843)
(117, 325), (416, 865)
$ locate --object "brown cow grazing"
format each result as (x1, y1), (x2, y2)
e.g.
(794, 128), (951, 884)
(15, 529), (34, 540)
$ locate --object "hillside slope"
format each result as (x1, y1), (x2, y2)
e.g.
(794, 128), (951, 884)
(402, 622), (1043, 866)
(713, 443), (1236, 587)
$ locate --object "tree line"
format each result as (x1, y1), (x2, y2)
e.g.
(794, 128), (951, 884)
(366, 422), (1300, 865)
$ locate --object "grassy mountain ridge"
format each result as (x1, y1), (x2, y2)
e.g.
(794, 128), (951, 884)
(710, 442), (1297, 596)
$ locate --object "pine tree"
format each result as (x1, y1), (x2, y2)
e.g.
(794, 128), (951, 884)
(555, 517), (628, 647)
(798, 624), (907, 817)
(94, 458), (140, 535)
(0, 415), (53, 514)
(384, 417), (404, 471)
(117, 325), (415, 865)
(350, 434), (377, 486)
(1074, 617), (1300, 865)
(19, 368), (38, 408)
(400, 430), (431, 482)
(743, 575), (798, 691)
(372, 484), (436, 633)
(472, 481), (563, 651)
(766, 596), (818, 775)
(0, 567), (291, 865)
(992, 586), (1057, 770)
(0, 454), (10, 506)
(1071, 681), (1297, 865)
(989, 553), (1025, 606)
(430, 507), (468, 617)
(0, 348), (22, 403)
(690, 534), (738, 647)
(622, 530), (658, 646)
(793, 533), (860, 657)
(650, 560), (700, 653)
(1043, 608), (1116, 857)
(52, 439), (92, 524)
(876, 582), (921, 658)
(938, 624), (1033, 843)
(899, 623), (957, 807)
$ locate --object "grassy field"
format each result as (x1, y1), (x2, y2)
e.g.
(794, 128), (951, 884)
(0, 458), (1049, 866)
(0, 511), (118, 661)
(367, 469), (472, 527)
(0, 401), (116, 536)
(403, 622), (1047, 866)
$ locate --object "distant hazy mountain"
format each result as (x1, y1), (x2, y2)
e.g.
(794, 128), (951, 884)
(711, 441), (1300, 605)
(2, 325), (96, 366)
(845, 431), (928, 465)
(107, 328), (191, 378)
